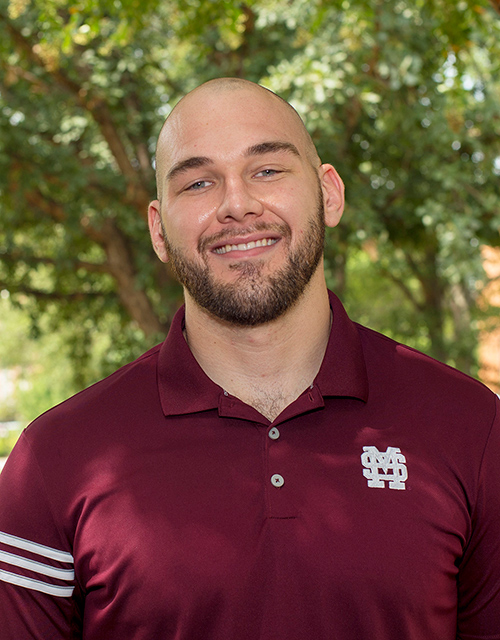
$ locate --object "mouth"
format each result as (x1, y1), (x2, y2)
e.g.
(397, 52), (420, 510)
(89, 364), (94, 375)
(213, 237), (279, 255)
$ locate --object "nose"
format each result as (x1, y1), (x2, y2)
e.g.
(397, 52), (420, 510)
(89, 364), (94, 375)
(216, 177), (264, 223)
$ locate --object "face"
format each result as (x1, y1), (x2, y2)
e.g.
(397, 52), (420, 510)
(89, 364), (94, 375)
(162, 185), (325, 325)
(149, 83), (344, 325)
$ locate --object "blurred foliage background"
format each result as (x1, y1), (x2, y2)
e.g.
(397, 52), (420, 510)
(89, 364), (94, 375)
(0, 0), (499, 437)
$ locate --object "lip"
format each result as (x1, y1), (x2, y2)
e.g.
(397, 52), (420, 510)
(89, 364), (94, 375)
(209, 232), (282, 254)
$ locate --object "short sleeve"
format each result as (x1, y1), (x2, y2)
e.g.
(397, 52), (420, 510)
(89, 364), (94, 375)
(457, 396), (500, 639)
(0, 432), (80, 639)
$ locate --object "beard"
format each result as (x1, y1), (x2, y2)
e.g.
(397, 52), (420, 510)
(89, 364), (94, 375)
(163, 193), (326, 326)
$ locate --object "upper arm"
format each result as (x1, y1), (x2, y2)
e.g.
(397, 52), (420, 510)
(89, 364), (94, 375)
(457, 398), (500, 639)
(0, 433), (80, 639)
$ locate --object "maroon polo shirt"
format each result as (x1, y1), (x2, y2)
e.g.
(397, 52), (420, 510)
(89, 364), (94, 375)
(1, 291), (499, 639)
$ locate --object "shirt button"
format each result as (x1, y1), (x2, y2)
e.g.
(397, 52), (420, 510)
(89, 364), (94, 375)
(271, 474), (285, 488)
(268, 427), (280, 440)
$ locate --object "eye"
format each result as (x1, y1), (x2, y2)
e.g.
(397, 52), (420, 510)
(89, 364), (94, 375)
(186, 180), (212, 191)
(254, 168), (281, 178)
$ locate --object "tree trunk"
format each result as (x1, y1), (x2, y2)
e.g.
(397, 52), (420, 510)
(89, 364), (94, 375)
(414, 248), (448, 364)
(100, 219), (169, 337)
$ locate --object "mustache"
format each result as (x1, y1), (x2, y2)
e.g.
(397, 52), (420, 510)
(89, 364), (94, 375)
(198, 222), (291, 254)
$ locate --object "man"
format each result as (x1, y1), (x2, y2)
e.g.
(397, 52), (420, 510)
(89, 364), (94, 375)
(0, 78), (499, 639)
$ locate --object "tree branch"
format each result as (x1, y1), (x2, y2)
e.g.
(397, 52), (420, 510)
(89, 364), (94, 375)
(378, 267), (424, 311)
(1, 62), (50, 93)
(0, 282), (105, 301)
(0, 249), (110, 275)
(489, 0), (500, 15)
(1, 12), (152, 216)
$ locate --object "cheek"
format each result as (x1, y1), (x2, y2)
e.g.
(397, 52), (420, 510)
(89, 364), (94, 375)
(165, 201), (219, 244)
(269, 179), (314, 206)
(267, 188), (315, 223)
(195, 203), (219, 226)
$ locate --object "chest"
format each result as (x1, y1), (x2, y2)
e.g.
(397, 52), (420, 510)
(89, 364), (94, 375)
(69, 408), (469, 639)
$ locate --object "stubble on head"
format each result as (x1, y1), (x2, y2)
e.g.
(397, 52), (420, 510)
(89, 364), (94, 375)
(154, 78), (321, 201)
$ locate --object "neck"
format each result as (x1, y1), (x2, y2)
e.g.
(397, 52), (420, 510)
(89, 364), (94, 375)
(183, 274), (332, 421)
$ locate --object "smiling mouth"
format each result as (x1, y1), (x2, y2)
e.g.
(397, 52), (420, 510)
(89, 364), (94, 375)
(213, 238), (279, 255)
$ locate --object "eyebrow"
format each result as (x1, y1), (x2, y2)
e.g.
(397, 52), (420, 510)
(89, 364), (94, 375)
(244, 140), (301, 158)
(165, 140), (301, 183)
(166, 156), (212, 183)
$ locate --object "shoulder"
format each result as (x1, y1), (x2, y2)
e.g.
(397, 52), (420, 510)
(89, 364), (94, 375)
(356, 323), (498, 425)
(23, 343), (163, 450)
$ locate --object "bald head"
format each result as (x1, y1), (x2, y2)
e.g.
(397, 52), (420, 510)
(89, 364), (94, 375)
(154, 78), (320, 200)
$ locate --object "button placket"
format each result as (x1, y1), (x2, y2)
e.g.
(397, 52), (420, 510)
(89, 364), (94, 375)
(268, 427), (283, 488)
(265, 423), (297, 517)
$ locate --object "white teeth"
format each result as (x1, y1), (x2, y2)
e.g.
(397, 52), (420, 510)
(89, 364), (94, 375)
(214, 238), (278, 254)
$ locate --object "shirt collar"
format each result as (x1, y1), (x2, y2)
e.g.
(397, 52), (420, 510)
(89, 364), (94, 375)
(157, 309), (222, 416)
(157, 290), (368, 417)
(316, 290), (369, 402)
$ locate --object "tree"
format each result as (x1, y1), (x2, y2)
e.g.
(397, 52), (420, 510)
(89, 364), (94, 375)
(265, 0), (500, 373)
(0, 0), (499, 388)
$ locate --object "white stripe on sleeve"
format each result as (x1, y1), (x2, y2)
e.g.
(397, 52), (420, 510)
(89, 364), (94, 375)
(0, 531), (74, 563)
(0, 569), (74, 597)
(0, 550), (75, 580)
(0, 530), (75, 598)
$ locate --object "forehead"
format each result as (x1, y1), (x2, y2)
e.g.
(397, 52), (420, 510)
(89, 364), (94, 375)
(157, 88), (309, 175)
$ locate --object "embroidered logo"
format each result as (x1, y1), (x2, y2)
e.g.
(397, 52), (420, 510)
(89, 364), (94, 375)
(361, 446), (408, 490)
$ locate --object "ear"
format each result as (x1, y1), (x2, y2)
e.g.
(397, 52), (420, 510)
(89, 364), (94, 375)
(148, 200), (169, 263)
(319, 164), (345, 228)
